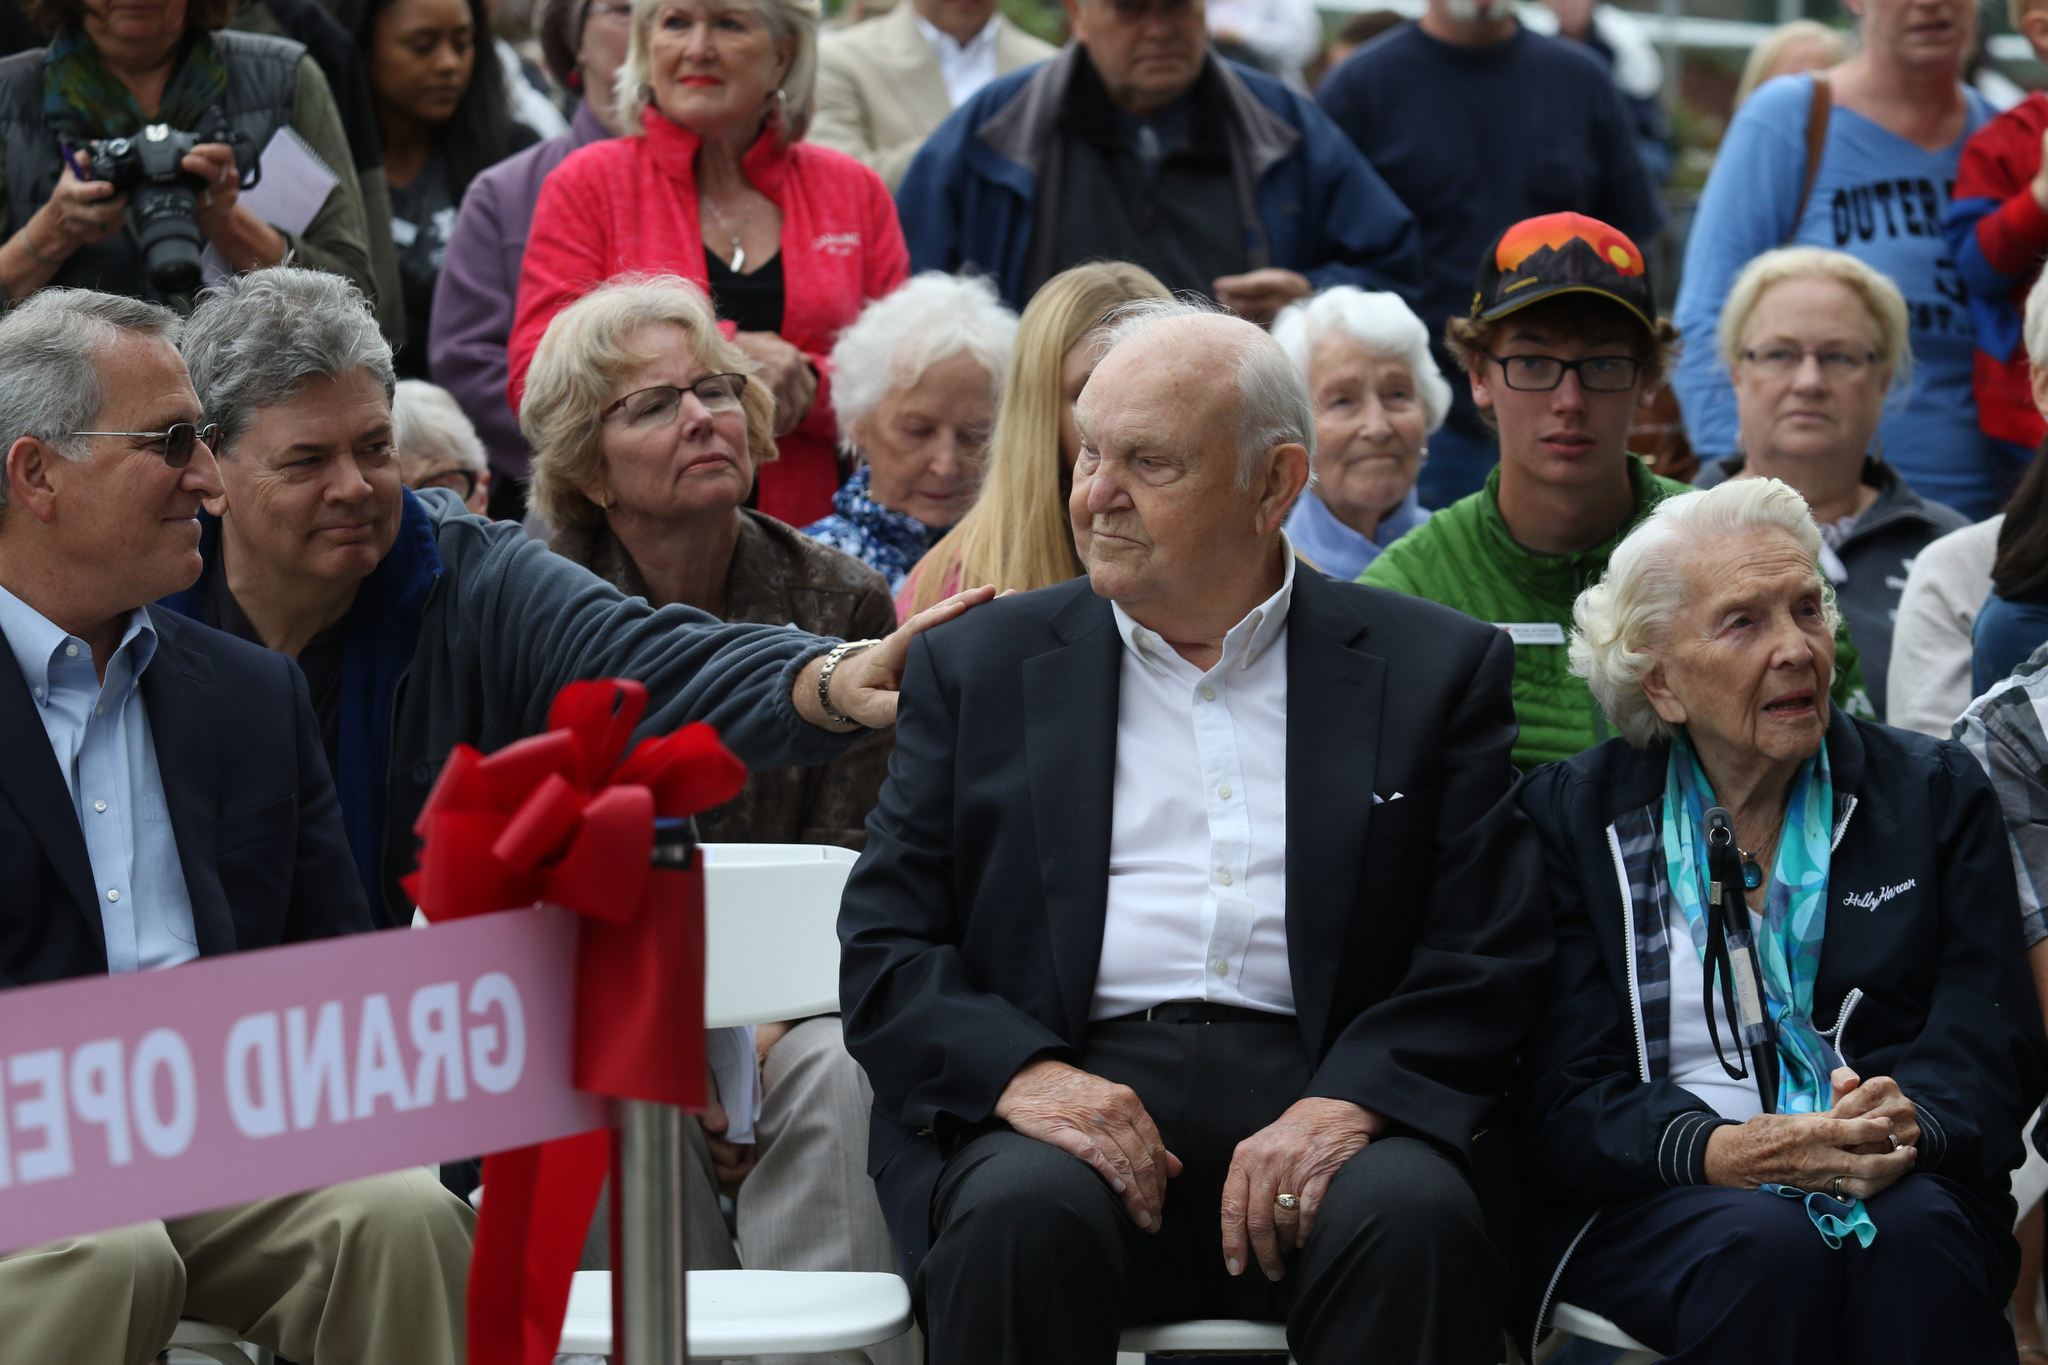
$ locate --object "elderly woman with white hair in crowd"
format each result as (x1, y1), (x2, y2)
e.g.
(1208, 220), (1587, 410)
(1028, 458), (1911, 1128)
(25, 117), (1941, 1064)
(393, 379), (491, 514)
(1510, 476), (2048, 1364)
(1271, 286), (1448, 581)
(804, 271), (1017, 589)
(508, 0), (909, 528)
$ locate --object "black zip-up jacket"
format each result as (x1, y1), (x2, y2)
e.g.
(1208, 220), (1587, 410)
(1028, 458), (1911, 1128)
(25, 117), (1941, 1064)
(1511, 709), (2047, 1357)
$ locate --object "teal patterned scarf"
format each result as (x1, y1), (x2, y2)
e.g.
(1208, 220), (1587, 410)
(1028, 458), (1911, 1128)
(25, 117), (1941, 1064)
(1662, 730), (1876, 1247)
(42, 27), (227, 137)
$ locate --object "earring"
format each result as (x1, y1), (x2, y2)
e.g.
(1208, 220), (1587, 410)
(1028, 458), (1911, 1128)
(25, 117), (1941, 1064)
(1416, 445), (1429, 469)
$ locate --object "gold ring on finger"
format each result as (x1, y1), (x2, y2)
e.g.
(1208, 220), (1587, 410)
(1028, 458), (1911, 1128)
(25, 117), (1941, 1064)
(1274, 1193), (1299, 1211)
(1830, 1177), (1845, 1199)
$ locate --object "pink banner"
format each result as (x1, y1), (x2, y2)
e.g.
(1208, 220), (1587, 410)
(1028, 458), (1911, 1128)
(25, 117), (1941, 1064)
(0, 908), (605, 1254)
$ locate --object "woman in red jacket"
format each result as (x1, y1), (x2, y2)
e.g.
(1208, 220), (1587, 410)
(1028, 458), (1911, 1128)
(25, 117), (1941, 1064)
(510, 0), (908, 526)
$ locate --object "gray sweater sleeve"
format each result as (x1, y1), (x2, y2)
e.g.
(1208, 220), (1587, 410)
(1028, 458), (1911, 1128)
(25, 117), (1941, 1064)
(425, 491), (858, 773)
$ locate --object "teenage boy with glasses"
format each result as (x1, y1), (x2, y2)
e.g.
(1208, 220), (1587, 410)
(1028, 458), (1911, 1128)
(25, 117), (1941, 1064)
(1362, 213), (1872, 770)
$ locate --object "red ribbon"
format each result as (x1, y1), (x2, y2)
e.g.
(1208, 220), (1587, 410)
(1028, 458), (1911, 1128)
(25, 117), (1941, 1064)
(403, 679), (747, 1365)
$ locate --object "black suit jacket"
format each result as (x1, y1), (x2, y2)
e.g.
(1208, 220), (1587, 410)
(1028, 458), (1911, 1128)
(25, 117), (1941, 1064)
(0, 605), (372, 987)
(839, 570), (1553, 1275)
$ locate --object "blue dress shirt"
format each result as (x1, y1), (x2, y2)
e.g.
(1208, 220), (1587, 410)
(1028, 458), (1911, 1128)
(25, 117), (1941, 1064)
(1283, 484), (1431, 583)
(0, 583), (198, 973)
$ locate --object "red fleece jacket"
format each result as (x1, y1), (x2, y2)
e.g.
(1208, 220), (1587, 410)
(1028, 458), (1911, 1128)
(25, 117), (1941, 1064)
(511, 110), (910, 527)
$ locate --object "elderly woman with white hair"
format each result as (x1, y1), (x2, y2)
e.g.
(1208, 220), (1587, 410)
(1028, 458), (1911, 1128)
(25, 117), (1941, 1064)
(508, 0), (909, 528)
(393, 379), (491, 514)
(1511, 476), (2048, 1364)
(804, 271), (1017, 589)
(1271, 286), (1448, 580)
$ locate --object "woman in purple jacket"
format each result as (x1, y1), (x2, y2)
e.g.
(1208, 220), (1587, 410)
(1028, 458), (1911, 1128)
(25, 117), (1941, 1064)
(427, 0), (629, 519)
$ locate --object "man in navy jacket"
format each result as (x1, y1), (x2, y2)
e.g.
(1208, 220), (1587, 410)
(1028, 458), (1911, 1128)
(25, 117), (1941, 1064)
(894, 0), (1420, 324)
(0, 288), (472, 1363)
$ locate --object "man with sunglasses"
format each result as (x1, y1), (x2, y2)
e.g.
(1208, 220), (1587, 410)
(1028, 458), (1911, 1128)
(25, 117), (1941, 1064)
(1362, 213), (1873, 770)
(0, 290), (477, 1361)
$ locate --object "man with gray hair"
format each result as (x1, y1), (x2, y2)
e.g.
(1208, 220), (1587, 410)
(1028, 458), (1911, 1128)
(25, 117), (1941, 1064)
(0, 288), (474, 1362)
(840, 301), (1550, 1362)
(160, 265), (989, 924)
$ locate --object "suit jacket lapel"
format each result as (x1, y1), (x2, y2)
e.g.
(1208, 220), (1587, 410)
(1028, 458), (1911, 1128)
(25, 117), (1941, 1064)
(1022, 586), (1122, 1041)
(881, 3), (954, 131)
(1284, 571), (1382, 1058)
(0, 636), (102, 951)
(140, 609), (233, 956)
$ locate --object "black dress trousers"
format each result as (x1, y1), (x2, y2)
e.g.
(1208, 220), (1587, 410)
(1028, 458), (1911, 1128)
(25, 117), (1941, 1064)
(919, 1017), (1505, 1365)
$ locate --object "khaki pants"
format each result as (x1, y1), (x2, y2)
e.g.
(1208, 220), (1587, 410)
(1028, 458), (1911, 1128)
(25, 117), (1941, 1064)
(0, 1167), (474, 1365)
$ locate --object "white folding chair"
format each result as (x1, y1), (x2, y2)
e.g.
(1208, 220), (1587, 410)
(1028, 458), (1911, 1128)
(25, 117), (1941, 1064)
(552, 843), (914, 1361)
(1532, 1302), (1662, 1364)
(165, 1319), (269, 1363)
(1117, 1318), (1292, 1358)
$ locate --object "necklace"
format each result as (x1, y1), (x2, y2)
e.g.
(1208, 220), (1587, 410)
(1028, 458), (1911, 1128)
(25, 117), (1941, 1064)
(702, 191), (755, 274)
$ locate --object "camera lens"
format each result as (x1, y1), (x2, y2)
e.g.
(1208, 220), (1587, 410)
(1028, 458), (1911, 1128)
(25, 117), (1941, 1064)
(131, 182), (204, 295)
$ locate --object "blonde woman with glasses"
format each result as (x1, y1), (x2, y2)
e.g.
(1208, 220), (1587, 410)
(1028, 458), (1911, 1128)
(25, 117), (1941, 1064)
(1695, 247), (1966, 720)
(897, 260), (1171, 619)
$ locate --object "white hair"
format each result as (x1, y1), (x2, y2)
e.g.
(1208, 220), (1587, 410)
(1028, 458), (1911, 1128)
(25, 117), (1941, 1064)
(1570, 477), (1841, 749)
(831, 272), (1017, 454)
(0, 290), (182, 517)
(1099, 295), (1315, 489)
(2027, 273), (2048, 372)
(1271, 287), (1453, 433)
(393, 380), (486, 474)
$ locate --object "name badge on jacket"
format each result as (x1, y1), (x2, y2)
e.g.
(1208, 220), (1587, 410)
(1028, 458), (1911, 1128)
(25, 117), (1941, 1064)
(1496, 622), (1567, 646)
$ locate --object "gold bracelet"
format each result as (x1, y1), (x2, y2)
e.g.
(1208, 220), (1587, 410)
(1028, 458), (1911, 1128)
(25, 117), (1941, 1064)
(816, 639), (881, 729)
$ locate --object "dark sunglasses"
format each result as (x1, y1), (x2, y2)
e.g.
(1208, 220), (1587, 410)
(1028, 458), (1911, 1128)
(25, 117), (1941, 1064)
(68, 422), (223, 468)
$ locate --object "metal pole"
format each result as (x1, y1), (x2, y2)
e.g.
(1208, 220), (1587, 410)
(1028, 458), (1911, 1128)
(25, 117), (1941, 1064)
(618, 1098), (687, 1365)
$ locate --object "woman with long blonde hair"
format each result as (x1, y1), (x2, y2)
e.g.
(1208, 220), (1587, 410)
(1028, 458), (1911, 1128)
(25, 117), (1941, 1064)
(899, 261), (1171, 617)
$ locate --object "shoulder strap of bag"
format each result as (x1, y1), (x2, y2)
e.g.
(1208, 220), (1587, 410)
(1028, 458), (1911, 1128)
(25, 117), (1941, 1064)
(1787, 75), (1832, 244)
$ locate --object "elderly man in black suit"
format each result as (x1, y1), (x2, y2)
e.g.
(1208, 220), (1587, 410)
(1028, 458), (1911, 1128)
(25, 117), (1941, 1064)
(0, 288), (472, 1365)
(840, 299), (1552, 1364)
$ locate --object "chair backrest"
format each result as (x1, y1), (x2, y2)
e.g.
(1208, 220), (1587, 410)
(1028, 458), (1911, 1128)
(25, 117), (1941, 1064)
(700, 843), (858, 1029)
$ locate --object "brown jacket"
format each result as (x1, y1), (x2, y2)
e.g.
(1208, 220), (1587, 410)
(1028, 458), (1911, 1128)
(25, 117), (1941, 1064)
(550, 508), (897, 848)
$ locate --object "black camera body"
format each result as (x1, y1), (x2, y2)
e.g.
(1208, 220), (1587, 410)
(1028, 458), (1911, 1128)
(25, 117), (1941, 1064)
(83, 112), (258, 295)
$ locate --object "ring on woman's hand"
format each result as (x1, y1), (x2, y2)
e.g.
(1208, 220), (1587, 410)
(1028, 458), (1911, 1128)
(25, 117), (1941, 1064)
(1888, 1132), (1900, 1150)
(1274, 1193), (1299, 1211)
(1830, 1177), (1846, 1199)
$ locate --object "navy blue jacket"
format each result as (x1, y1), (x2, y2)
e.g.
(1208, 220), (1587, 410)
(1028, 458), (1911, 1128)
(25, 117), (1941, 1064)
(0, 605), (369, 986)
(839, 570), (1551, 1284)
(163, 487), (440, 918)
(894, 45), (1421, 309)
(1511, 712), (2048, 1358)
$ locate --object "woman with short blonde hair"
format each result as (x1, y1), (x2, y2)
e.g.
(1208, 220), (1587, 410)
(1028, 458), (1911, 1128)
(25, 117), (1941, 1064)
(899, 261), (1172, 617)
(512, 0), (909, 528)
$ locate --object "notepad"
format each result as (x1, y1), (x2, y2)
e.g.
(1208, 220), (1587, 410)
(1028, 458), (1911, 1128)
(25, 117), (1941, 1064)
(200, 124), (341, 285)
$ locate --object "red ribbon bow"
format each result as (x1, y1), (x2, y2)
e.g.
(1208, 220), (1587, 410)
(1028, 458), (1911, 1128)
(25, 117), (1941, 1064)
(404, 679), (747, 1365)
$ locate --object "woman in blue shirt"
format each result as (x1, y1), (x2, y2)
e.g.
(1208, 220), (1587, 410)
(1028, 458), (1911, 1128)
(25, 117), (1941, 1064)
(1673, 0), (2008, 519)
(1271, 286), (1442, 580)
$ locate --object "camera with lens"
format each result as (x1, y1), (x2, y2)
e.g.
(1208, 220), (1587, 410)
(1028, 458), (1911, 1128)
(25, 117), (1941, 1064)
(80, 110), (259, 296)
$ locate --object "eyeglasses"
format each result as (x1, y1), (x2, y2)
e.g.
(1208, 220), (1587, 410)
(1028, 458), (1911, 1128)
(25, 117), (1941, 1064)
(68, 422), (222, 468)
(1740, 346), (1880, 380)
(602, 375), (748, 427)
(416, 467), (478, 500)
(1482, 353), (1643, 393)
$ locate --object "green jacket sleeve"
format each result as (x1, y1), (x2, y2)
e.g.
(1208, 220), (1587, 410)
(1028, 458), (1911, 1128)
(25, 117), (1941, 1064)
(1831, 619), (1876, 720)
(1359, 547), (1419, 594)
(276, 56), (378, 308)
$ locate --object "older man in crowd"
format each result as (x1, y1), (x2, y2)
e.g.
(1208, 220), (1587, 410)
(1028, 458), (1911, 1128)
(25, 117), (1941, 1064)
(840, 301), (1550, 1363)
(0, 288), (473, 1362)
(159, 265), (955, 1347)
(1317, 0), (1663, 506)
(812, 0), (1056, 191)
(894, 0), (1419, 325)
(1362, 213), (1872, 770)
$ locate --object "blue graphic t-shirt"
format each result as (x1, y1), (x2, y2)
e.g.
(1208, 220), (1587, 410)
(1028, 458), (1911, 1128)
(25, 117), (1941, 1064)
(1673, 74), (2008, 519)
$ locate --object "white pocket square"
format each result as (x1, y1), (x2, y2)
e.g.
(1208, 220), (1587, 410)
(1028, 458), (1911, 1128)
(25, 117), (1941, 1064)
(1372, 792), (1405, 805)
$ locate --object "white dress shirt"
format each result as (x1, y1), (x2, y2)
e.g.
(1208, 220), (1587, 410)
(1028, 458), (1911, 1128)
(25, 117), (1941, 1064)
(1090, 548), (1295, 1021)
(0, 584), (198, 973)
(914, 11), (1002, 109)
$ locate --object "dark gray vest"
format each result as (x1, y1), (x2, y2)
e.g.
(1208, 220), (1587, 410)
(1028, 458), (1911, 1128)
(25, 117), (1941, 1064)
(0, 29), (304, 304)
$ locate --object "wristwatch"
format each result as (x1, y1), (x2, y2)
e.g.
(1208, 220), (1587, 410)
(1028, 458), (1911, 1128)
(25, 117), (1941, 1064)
(816, 639), (881, 728)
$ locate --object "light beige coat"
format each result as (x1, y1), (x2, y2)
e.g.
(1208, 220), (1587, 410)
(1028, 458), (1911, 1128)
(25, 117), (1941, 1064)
(812, 2), (1057, 191)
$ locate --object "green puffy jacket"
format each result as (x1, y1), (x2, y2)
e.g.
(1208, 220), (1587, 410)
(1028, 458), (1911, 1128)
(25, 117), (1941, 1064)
(1360, 456), (1873, 772)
